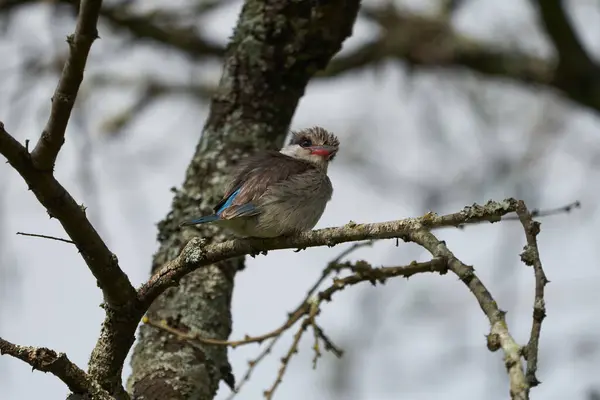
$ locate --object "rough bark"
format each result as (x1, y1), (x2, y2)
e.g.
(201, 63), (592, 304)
(127, 0), (361, 399)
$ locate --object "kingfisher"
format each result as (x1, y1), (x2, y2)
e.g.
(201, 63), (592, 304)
(180, 127), (339, 238)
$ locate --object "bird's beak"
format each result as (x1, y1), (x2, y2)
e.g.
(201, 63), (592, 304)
(309, 145), (337, 158)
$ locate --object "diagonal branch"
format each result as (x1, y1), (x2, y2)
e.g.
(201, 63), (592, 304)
(98, 5), (223, 59)
(0, 337), (112, 400)
(530, 0), (595, 73)
(406, 229), (530, 400)
(30, 0), (103, 171)
(516, 201), (548, 387)
(0, 122), (137, 307)
(527, 0), (600, 108)
(143, 258), (447, 348)
(137, 199), (520, 308)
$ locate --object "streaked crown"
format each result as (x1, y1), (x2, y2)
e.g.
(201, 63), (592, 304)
(288, 127), (340, 161)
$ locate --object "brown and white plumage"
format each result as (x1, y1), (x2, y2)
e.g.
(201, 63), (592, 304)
(180, 127), (339, 238)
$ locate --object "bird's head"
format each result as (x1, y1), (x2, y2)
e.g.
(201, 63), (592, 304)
(280, 127), (339, 169)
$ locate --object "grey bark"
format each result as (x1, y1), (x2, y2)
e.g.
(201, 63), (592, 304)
(127, 0), (361, 399)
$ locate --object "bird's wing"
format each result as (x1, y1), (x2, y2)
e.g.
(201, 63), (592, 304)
(214, 152), (314, 219)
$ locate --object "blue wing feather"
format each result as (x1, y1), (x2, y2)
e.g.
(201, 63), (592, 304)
(180, 188), (260, 227)
(179, 214), (220, 226)
(215, 188), (241, 215)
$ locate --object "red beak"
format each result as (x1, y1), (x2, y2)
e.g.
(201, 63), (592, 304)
(309, 145), (337, 158)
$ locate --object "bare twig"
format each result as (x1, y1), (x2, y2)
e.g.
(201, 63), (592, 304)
(516, 201), (548, 387)
(143, 259), (448, 349)
(452, 200), (580, 228)
(0, 337), (112, 400)
(299, 241), (373, 313)
(16, 231), (74, 244)
(143, 314), (294, 348)
(144, 258), (446, 345)
(406, 229), (529, 400)
(263, 319), (311, 400)
(225, 337), (282, 400)
(30, 0), (103, 170)
(314, 324), (343, 358)
(145, 258), (447, 397)
(224, 244), (365, 398)
(519, 200), (580, 219)
(308, 300), (321, 369)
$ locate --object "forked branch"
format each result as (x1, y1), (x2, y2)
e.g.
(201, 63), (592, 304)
(0, 337), (111, 400)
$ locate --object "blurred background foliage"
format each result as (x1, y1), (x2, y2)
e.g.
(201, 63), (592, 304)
(1, 0), (600, 399)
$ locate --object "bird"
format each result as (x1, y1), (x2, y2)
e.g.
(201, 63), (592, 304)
(180, 127), (339, 238)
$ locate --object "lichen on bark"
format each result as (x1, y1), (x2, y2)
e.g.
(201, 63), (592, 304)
(127, 0), (360, 398)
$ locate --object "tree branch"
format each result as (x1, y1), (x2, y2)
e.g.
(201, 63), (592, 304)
(1, 121), (138, 396)
(528, 0), (600, 109)
(323, 16), (552, 85)
(406, 229), (530, 400)
(30, 0), (102, 170)
(144, 259), (447, 348)
(98, 5), (223, 59)
(138, 199), (518, 308)
(0, 337), (112, 400)
(0, 122), (137, 307)
(516, 201), (548, 387)
(130, 197), (556, 399)
(323, 5), (600, 114)
(144, 258), (447, 398)
(530, 0), (595, 73)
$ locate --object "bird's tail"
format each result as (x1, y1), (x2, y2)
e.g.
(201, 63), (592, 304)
(179, 214), (220, 227)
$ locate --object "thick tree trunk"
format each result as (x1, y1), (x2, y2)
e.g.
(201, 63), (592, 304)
(127, 0), (360, 398)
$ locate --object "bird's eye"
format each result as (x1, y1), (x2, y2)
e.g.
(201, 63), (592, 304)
(299, 139), (312, 148)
